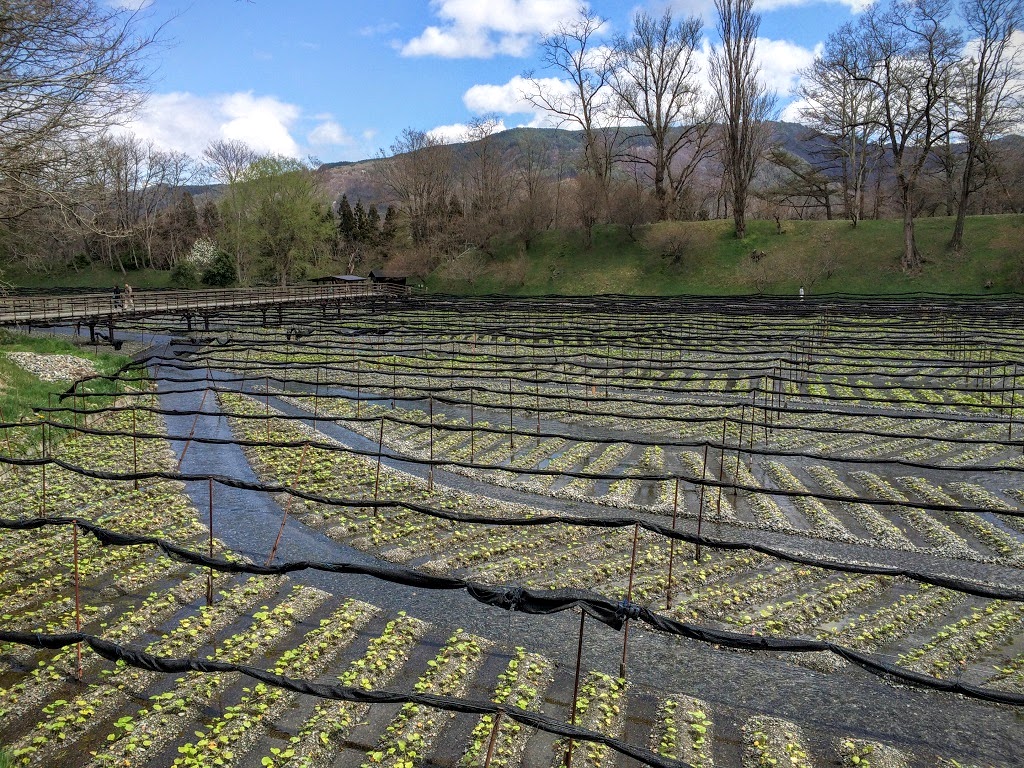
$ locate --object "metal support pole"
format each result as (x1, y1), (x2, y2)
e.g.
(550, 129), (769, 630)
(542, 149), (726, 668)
(428, 395), (434, 492)
(207, 478), (214, 607)
(696, 443), (708, 562)
(73, 519), (82, 681)
(508, 377), (514, 459)
(373, 417), (384, 516)
(620, 522), (639, 679)
(564, 610), (586, 767)
(716, 418), (726, 521)
(132, 407), (139, 490)
(483, 711), (503, 768)
(666, 477), (679, 609)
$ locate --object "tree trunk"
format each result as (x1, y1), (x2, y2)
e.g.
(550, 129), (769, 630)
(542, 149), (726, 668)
(733, 188), (746, 239)
(949, 144), (976, 252)
(900, 183), (921, 272)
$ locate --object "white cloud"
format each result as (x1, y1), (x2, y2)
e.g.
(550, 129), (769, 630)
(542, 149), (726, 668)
(308, 120), (353, 147)
(106, 0), (154, 9)
(428, 120), (508, 143)
(753, 0), (874, 11)
(122, 91), (304, 157)
(464, 75), (565, 115)
(360, 21), (401, 37)
(402, 0), (585, 58)
(755, 38), (822, 96)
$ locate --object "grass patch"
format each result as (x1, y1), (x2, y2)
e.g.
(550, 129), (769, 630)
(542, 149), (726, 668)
(426, 214), (1024, 295)
(3, 264), (174, 291)
(0, 330), (139, 456)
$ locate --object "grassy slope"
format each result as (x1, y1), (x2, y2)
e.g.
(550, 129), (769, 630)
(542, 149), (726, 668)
(425, 214), (1024, 296)
(4, 264), (174, 291)
(0, 331), (132, 424)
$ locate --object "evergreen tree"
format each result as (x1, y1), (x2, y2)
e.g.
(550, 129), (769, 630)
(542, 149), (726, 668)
(337, 194), (355, 242)
(200, 198), (221, 238)
(353, 199), (368, 242)
(366, 204), (382, 245)
(382, 205), (398, 244)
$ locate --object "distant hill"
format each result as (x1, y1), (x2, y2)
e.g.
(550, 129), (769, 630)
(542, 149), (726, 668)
(188, 123), (1022, 212)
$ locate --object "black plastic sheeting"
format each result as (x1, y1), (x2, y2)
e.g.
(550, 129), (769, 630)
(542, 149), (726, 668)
(0, 629), (689, 768)
(12, 419), (1024, 521)
(4, 514), (1024, 708)
(3, 447), (1023, 602)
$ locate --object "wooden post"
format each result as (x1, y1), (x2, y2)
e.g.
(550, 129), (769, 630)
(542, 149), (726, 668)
(620, 522), (639, 679)
(73, 519), (82, 681)
(265, 375), (270, 441)
(356, 360), (361, 418)
(470, 389), (475, 463)
(564, 610), (586, 767)
(666, 477), (679, 609)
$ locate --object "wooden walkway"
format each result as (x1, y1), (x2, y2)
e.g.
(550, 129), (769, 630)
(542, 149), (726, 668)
(0, 283), (407, 326)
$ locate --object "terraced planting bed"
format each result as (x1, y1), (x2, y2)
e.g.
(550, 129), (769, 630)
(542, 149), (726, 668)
(2, 295), (1024, 767)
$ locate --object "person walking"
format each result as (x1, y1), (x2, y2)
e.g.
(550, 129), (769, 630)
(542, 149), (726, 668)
(124, 283), (135, 310)
(112, 284), (122, 310)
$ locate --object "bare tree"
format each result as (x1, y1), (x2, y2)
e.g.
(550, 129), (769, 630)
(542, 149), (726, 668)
(460, 116), (516, 254)
(846, 0), (961, 271)
(377, 128), (455, 257)
(612, 9), (715, 220)
(799, 23), (884, 226)
(204, 139), (260, 283)
(709, 0), (777, 239)
(949, 0), (1024, 250)
(521, 5), (621, 229)
(510, 130), (555, 249)
(0, 0), (162, 226)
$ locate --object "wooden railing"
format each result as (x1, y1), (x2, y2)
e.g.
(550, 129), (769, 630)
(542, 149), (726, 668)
(0, 282), (408, 325)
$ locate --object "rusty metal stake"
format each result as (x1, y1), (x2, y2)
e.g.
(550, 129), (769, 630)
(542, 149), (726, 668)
(696, 443), (708, 562)
(132, 407), (139, 490)
(73, 518), (82, 681)
(564, 610), (586, 767)
(428, 395), (434, 492)
(313, 367), (320, 434)
(482, 711), (503, 768)
(666, 477), (679, 610)
(207, 478), (214, 607)
(470, 389), (475, 463)
(716, 418), (726, 521)
(508, 377), (514, 459)
(0, 409), (11, 456)
(265, 441), (309, 565)
(373, 416), (384, 516)
(620, 522), (639, 679)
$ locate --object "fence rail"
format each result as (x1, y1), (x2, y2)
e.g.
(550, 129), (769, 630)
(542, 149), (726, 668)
(0, 283), (408, 325)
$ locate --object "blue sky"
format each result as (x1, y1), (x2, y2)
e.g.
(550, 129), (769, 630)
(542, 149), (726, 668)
(118, 0), (874, 163)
